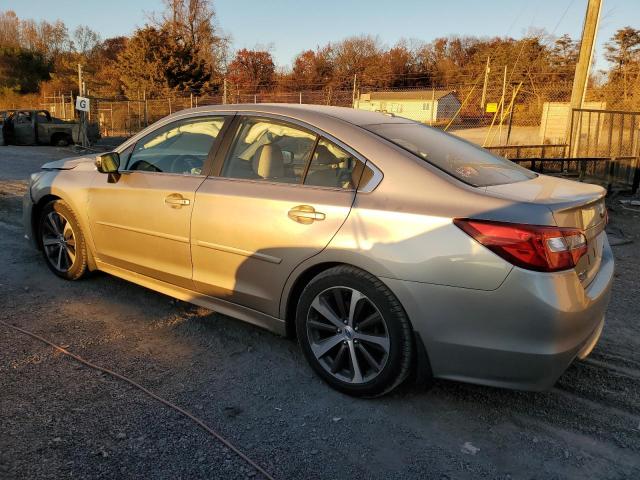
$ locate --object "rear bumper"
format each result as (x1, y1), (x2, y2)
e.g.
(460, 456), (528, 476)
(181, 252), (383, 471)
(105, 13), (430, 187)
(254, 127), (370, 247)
(383, 235), (614, 391)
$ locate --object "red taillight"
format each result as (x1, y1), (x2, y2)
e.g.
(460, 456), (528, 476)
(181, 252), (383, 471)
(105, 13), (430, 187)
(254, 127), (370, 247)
(453, 219), (588, 272)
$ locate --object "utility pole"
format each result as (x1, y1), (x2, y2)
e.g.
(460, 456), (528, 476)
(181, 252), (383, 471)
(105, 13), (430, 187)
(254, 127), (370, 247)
(506, 84), (519, 145)
(499, 65), (507, 144)
(77, 64), (88, 147)
(352, 73), (357, 108)
(222, 78), (227, 105)
(568, 0), (602, 157)
(480, 56), (490, 110)
(570, 0), (602, 111)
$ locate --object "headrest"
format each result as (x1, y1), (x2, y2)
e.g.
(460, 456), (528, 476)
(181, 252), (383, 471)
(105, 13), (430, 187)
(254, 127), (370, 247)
(252, 144), (284, 179)
(313, 144), (341, 165)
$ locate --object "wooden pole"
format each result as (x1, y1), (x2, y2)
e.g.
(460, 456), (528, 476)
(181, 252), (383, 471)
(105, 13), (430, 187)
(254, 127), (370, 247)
(569, 0), (602, 155)
(499, 65), (507, 144)
(480, 56), (490, 110)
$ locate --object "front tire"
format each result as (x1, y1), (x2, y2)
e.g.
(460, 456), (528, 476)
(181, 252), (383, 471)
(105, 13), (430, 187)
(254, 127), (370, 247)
(38, 200), (88, 280)
(296, 266), (413, 397)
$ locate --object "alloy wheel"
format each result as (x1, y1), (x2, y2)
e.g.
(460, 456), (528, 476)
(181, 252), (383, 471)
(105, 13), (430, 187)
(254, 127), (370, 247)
(41, 211), (77, 272)
(306, 286), (390, 384)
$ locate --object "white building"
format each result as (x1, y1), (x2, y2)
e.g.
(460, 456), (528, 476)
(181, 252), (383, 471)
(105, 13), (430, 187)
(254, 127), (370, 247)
(354, 90), (462, 125)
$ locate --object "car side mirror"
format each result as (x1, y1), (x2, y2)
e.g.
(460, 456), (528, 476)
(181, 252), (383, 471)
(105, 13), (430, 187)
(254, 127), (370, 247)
(95, 152), (120, 173)
(95, 152), (121, 183)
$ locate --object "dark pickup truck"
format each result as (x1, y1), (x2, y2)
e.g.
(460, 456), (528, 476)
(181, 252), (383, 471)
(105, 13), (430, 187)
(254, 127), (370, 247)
(1, 109), (99, 146)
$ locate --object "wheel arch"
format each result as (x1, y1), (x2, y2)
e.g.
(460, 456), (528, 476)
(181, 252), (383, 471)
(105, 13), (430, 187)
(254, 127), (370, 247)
(282, 261), (343, 338)
(32, 192), (98, 271)
(281, 257), (398, 337)
(32, 194), (61, 250)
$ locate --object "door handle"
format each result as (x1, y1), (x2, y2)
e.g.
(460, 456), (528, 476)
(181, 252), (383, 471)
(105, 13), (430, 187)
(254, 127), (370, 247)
(165, 194), (191, 208)
(288, 205), (326, 224)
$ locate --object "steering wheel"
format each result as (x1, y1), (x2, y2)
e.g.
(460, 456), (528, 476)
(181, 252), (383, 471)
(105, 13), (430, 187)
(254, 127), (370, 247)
(169, 155), (203, 174)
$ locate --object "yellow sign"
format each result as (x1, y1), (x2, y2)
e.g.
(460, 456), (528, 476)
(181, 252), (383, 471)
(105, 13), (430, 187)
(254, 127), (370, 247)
(485, 102), (498, 113)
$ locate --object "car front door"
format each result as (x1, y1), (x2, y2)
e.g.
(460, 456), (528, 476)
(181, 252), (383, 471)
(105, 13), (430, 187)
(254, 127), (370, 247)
(190, 115), (370, 317)
(88, 114), (231, 288)
(13, 111), (36, 145)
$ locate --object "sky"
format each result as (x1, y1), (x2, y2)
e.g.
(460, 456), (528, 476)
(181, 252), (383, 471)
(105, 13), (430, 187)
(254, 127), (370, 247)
(1, 0), (638, 71)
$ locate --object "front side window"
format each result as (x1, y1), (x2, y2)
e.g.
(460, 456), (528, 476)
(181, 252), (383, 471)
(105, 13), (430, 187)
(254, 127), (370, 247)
(222, 118), (317, 183)
(304, 138), (370, 190)
(15, 112), (32, 125)
(127, 116), (225, 175)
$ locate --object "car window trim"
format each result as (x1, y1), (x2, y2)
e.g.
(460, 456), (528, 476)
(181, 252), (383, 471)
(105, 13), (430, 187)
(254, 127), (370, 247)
(209, 112), (382, 192)
(120, 114), (235, 177)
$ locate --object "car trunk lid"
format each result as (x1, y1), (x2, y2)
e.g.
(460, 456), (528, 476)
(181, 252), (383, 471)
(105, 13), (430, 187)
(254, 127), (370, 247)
(484, 174), (607, 286)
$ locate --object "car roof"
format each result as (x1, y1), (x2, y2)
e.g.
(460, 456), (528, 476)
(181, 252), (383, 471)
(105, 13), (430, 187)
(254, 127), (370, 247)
(172, 103), (415, 128)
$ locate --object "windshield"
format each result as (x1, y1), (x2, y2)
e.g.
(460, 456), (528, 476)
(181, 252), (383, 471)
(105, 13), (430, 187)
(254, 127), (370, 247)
(365, 123), (536, 187)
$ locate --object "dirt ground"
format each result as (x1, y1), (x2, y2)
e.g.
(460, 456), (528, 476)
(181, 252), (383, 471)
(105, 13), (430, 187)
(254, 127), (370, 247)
(0, 145), (639, 480)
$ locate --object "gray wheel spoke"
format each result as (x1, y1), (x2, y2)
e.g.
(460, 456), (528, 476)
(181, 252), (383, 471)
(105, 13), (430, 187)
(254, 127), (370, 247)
(65, 246), (76, 265)
(56, 245), (64, 270)
(63, 222), (73, 240)
(357, 343), (381, 372)
(347, 290), (364, 327)
(355, 332), (390, 351)
(47, 212), (61, 235)
(348, 341), (363, 383)
(331, 343), (348, 373)
(332, 289), (347, 320)
(308, 318), (337, 333)
(357, 311), (381, 330)
(311, 297), (344, 328)
(42, 237), (58, 247)
(311, 334), (344, 358)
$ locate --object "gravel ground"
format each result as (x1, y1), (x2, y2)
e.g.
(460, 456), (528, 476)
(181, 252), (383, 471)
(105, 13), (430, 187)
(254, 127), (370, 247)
(1, 146), (639, 480)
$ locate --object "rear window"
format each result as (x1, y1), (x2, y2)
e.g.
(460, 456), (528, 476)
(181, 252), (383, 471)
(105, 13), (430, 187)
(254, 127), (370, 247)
(365, 123), (536, 187)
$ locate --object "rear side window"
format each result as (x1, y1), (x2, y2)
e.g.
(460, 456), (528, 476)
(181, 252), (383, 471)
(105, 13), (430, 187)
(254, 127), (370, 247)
(304, 138), (369, 190)
(365, 123), (536, 187)
(222, 118), (317, 184)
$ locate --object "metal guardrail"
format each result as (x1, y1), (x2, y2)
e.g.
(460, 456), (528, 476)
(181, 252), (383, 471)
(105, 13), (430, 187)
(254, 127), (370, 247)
(509, 156), (640, 194)
(485, 143), (568, 159)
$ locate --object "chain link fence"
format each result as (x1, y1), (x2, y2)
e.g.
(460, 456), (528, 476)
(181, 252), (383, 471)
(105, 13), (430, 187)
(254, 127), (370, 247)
(16, 79), (635, 152)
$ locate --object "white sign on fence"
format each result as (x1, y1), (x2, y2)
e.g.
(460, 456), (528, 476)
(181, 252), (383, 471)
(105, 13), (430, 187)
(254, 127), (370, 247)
(75, 96), (90, 112)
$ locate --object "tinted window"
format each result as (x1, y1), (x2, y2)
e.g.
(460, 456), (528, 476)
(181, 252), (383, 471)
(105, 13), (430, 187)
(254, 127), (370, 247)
(127, 116), (225, 175)
(304, 138), (368, 190)
(365, 123), (536, 186)
(15, 112), (32, 125)
(222, 118), (316, 184)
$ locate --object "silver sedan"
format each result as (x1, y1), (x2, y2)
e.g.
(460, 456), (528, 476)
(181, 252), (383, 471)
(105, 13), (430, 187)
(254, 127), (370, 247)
(23, 104), (613, 396)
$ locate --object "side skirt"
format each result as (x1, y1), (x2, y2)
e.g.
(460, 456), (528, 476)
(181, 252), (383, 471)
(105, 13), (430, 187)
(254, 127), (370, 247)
(96, 260), (287, 336)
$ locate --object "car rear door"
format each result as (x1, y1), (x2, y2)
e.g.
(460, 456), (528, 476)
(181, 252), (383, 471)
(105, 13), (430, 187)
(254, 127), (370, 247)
(190, 115), (369, 317)
(87, 114), (231, 289)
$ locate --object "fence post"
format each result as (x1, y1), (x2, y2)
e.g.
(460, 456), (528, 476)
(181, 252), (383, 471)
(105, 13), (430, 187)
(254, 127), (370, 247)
(607, 157), (616, 193)
(632, 126), (640, 194)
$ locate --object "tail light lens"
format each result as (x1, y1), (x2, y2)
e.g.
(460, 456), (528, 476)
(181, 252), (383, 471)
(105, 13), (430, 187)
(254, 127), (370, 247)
(454, 219), (588, 272)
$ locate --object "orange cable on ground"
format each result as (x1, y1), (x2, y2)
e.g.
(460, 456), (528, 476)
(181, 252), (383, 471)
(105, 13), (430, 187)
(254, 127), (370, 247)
(0, 319), (276, 480)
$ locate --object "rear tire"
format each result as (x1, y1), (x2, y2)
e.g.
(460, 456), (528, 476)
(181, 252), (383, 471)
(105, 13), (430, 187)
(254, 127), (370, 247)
(38, 200), (88, 280)
(296, 265), (413, 397)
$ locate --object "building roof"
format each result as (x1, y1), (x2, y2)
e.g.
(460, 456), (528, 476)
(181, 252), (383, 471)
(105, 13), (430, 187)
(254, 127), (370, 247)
(363, 90), (458, 101)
